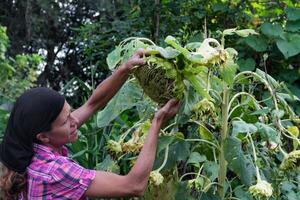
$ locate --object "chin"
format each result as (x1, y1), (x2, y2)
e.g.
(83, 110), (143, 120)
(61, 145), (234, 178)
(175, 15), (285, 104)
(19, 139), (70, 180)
(69, 131), (78, 143)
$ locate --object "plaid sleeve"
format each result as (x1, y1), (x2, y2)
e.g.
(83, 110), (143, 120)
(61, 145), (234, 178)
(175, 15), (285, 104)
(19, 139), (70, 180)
(50, 157), (96, 199)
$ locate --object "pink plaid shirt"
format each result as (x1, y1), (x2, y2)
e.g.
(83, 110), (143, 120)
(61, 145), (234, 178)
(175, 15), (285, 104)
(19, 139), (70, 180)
(20, 143), (96, 200)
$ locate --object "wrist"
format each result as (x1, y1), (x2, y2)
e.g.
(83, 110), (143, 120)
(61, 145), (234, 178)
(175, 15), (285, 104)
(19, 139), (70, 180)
(153, 113), (165, 126)
(118, 64), (131, 75)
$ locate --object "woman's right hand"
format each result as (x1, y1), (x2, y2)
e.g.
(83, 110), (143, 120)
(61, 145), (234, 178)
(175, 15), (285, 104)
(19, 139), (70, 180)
(154, 98), (180, 125)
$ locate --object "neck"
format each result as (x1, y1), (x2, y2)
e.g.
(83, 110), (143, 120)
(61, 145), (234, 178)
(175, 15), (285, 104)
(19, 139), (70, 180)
(42, 143), (63, 155)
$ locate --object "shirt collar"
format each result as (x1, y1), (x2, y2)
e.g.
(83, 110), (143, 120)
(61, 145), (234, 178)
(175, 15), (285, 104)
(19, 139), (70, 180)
(33, 143), (69, 157)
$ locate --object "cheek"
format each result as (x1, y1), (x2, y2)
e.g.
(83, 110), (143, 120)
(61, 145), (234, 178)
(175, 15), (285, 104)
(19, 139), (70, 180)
(56, 125), (71, 138)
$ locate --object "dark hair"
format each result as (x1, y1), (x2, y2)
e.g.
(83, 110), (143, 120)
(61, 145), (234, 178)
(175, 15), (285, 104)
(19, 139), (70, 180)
(0, 162), (27, 199)
(0, 87), (65, 197)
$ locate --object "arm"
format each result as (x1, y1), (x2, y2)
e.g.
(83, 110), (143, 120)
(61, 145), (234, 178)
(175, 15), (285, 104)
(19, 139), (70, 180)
(85, 99), (180, 198)
(72, 50), (145, 127)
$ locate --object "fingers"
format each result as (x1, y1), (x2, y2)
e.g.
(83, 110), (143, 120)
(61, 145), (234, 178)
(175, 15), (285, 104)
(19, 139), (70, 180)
(135, 48), (145, 57)
(165, 98), (180, 108)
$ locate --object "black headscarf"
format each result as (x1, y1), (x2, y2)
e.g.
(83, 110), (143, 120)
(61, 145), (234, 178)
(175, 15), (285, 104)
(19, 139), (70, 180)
(0, 87), (65, 173)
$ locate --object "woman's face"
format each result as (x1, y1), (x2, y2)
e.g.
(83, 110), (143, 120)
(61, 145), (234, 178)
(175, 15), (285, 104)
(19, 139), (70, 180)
(44, 101), (79, 147)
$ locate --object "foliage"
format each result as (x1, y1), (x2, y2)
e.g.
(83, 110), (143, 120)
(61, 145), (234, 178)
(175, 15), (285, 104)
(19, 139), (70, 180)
(93, 29), (300, 200)
(0, 25), (41, 138)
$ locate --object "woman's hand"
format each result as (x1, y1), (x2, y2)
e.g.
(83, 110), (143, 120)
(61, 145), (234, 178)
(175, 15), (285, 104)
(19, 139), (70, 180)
(154, 98), (181, 125)
(120, 49), (146, 73)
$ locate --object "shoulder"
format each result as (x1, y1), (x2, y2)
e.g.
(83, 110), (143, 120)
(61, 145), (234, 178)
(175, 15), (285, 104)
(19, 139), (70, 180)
(50, 156), (96, 186)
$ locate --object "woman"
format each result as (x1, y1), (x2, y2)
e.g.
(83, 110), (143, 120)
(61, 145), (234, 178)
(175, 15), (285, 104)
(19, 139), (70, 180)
(0, 49), (180, 199)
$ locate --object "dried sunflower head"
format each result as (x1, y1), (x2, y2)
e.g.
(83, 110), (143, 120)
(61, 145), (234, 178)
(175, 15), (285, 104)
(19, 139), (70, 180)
(249, 180), (273, 199)
(195, 38), (225, 66)
(149, 170), (164, 186)
(280, 150), (300, 171)
(192, 98), (217, 122)
(122, 122), (150, 153)
(133, 55), (183, 104)
(107, 140), (122, 154)
(188, 177), (204, 190)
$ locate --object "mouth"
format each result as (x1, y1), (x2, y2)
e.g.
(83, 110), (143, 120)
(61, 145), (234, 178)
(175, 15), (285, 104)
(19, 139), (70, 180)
(70, 129), (77, 136)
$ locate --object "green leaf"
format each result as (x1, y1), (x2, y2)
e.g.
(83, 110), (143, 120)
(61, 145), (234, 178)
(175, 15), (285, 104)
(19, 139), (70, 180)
(261, 22), (284, 39)
(223, 28), (237, 36)
(106, 46), (121, 70)
(187, 152), (206, 166)
(203, 161), (219, 181)
(235, 29), (258, 37)
(286, 20), (300, 32)
(224, 137), (256, 186)
(165, 36), (190, 56)
(97, 81), (143, 127)
(175, 182), (194, 200)
(96, 155), (120, 173)
(174, 140), (190, 161)
(244, 35), (268, 52)
(149, 46), (180, 59)
(255, 122), (281, 143)
(200, 193), (222, 200)
(223, 28), (258, 37)
(219, 60), (238, 86)
(234, 186), (253, 200)
(271, 109), (285, 119)
(255, 68), (281, 89)
(250, 108), (269, 115)
(276, 33), (300, 58)
(199, 124), (215, 141)
(237, 58), (256, 71)
(232, 120), (258, 137)
(185, 42), (202, 51)
(286, 7), (300, 21)
(185, 74), (211, 99)
(157, 135), (175, 155)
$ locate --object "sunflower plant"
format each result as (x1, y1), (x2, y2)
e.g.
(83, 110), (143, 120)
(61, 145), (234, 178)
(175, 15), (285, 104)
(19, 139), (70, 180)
(99, 28), (300, 199)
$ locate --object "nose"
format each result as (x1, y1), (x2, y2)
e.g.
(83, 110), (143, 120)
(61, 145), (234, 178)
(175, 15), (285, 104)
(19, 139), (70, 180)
(70, 113), (79, 127)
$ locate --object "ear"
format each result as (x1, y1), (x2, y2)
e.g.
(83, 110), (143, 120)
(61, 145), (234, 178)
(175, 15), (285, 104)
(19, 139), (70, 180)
(36, 132), (50, 144)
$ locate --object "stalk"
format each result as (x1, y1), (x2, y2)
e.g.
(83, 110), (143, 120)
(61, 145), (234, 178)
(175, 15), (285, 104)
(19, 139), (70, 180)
(218, 86), (230, 199)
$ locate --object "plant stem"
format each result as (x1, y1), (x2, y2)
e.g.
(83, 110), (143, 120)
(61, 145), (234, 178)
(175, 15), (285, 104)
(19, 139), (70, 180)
(218, 86), (229, 199)
(157, 145), (169, 172)
(249, 134), (261, 182)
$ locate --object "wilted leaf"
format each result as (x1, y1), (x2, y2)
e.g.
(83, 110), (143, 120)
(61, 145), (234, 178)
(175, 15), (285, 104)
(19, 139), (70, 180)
(199, 124), (215, 141)
(235, 29), (258, 37)
(106, 46), (121, 70)
(255, 122), (281, 143)
(232, 120), (258, 137)
(224, 137), (256, 186)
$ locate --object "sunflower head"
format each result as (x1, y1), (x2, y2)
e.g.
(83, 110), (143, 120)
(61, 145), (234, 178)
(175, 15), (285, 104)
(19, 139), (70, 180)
(280, 150), (300, 171)
(192, 98), (217, 122)
(188, 177), (203, 190)
(107, 140), (122, 155)
(149, 170), (164, 186)
(249, 180), (273, 199)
